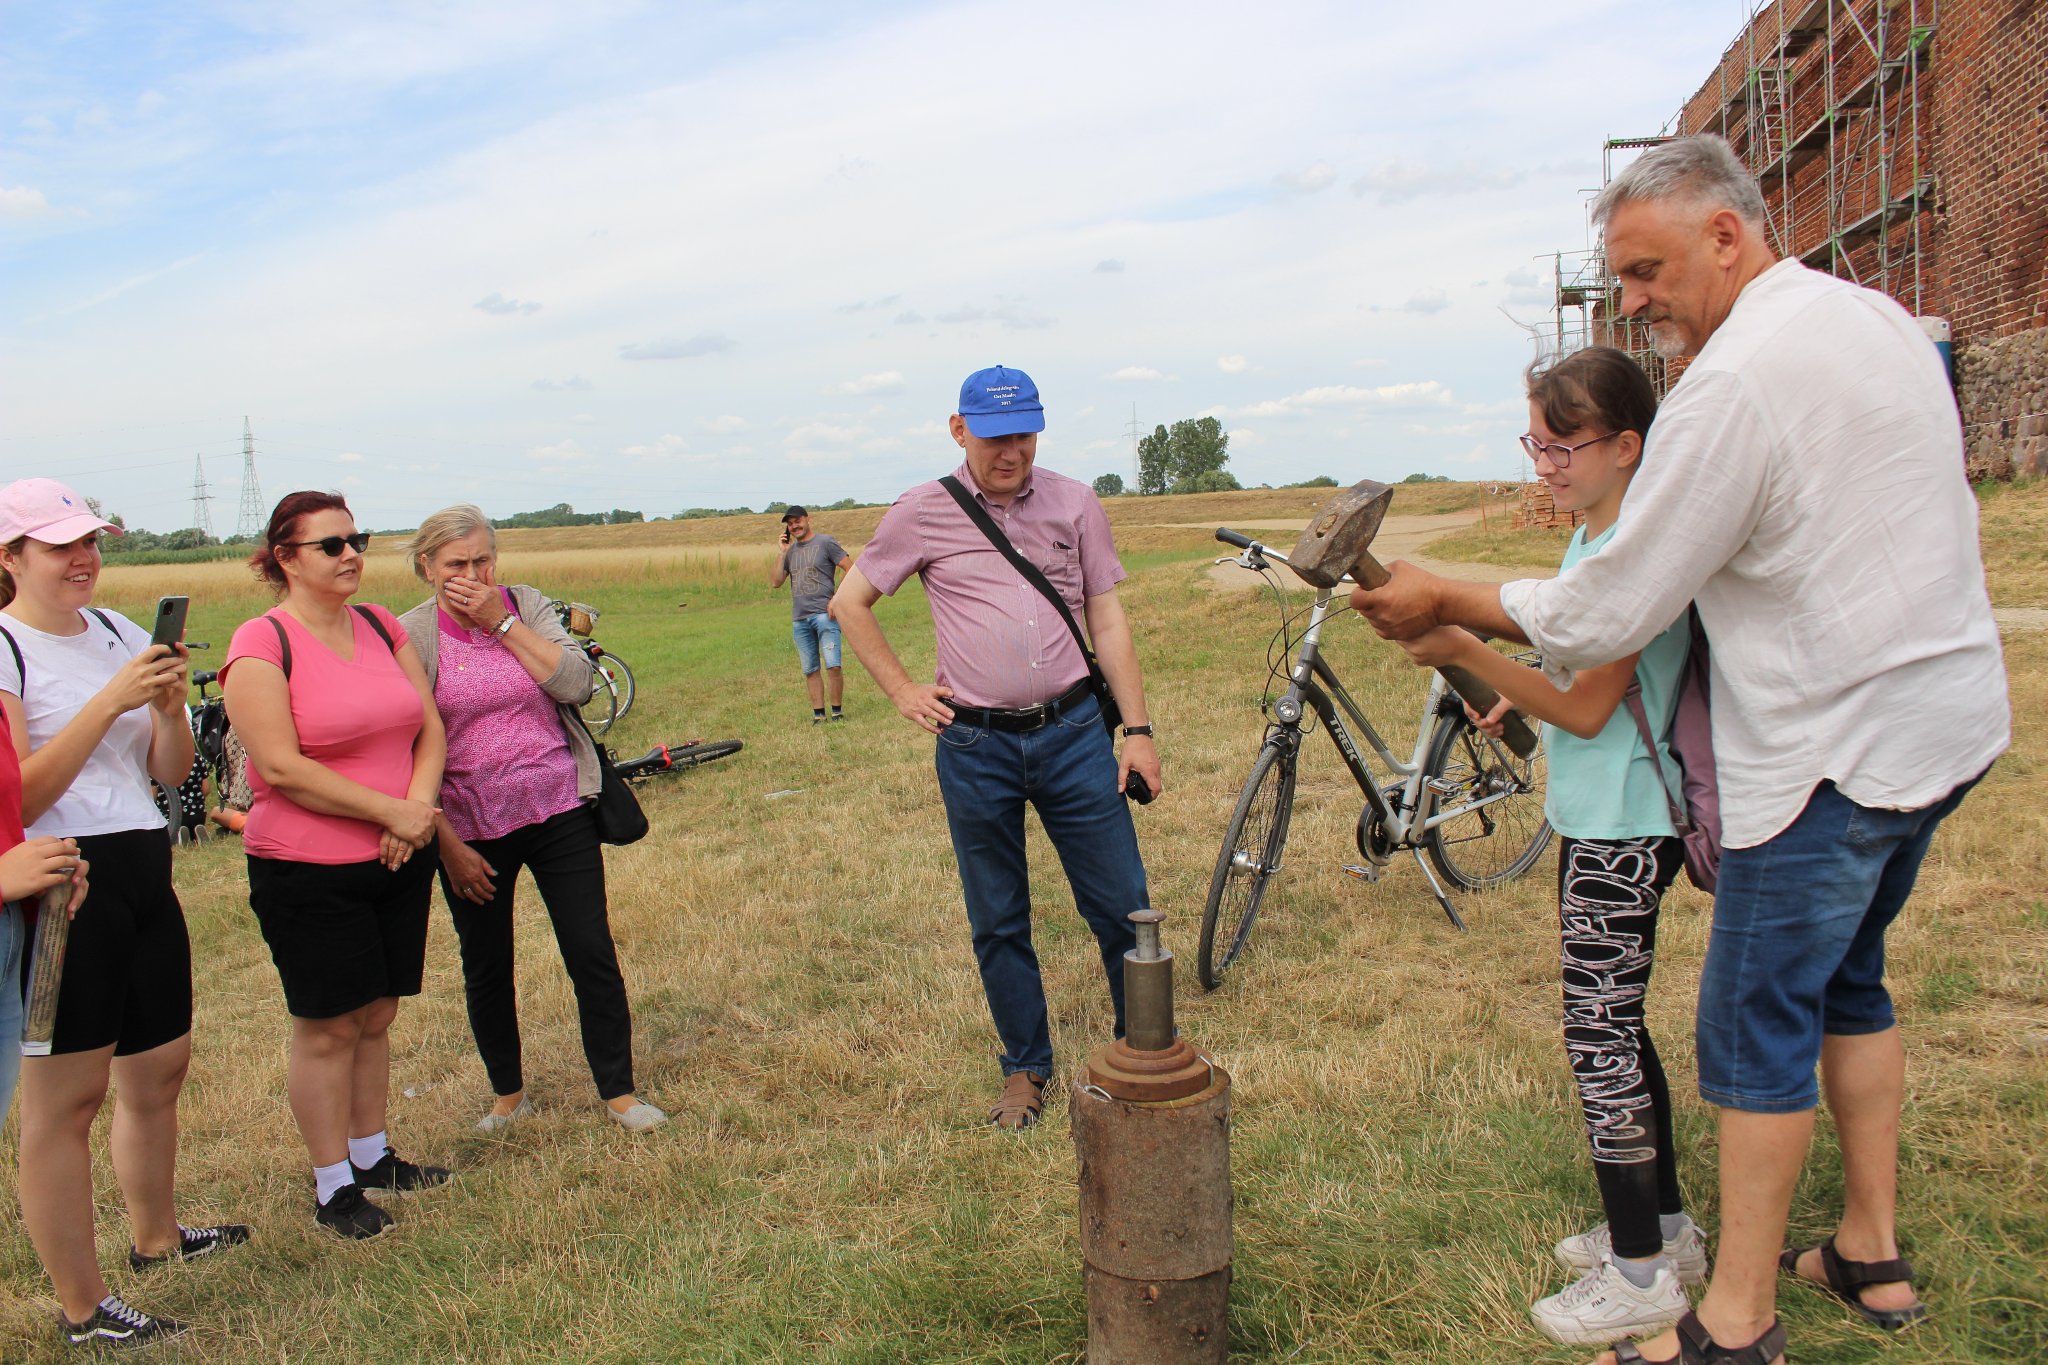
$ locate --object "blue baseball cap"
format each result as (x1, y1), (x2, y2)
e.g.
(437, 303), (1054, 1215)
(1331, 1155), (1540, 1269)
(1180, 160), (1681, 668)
(957, 365), (1045, 438)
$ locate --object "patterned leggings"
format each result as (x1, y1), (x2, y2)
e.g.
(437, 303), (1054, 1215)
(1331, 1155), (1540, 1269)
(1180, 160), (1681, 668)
(1558, 835), (1686, 1261)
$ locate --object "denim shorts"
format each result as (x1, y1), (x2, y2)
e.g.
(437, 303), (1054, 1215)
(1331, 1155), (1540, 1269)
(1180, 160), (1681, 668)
(792, 613), (842, 675)
(1696, 772), (1981, 1114)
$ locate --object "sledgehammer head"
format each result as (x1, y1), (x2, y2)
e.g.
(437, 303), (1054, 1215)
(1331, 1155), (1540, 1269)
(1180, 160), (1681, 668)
(1289, 479), (1394, 588)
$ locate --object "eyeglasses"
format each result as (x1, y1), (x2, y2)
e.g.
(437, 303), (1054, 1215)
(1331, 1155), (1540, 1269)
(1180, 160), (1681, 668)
(288, 533), (371, 557)
(1518, 431), (1619, 469)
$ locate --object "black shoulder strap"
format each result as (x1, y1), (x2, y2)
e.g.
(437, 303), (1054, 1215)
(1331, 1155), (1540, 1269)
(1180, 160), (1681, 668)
(266, 614), (293, 681)
(351, 603), (397, 654)
(937, 476), (1095, 663)
(0, 623), (21, 699)
(266, 607), (394, 683)
(87, 607), (124, 643)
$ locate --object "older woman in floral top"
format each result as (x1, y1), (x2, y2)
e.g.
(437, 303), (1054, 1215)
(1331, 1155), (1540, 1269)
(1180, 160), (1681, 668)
(399, 505), (663, 1133)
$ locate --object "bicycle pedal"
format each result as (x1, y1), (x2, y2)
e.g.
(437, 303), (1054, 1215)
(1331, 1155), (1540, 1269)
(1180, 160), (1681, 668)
(1340, 862), (1382, 884)
(1426, 777), (1465, 798)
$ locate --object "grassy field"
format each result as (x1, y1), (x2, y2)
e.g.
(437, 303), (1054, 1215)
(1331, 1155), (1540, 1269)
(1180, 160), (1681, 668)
(0, 484), (2041, 1362)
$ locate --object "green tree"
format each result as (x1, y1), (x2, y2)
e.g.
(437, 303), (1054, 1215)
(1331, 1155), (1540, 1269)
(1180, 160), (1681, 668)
(1165, 417), (1230, 492)
(606, 509), (645, 524)
(1179, 468), (1241, 493)
(1092, 473), (1125, 497)
(1136, 425), (1171, 495)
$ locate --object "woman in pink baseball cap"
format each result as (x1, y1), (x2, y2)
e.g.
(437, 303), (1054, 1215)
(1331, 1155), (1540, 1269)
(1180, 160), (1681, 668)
(0, 478), (247, 1351)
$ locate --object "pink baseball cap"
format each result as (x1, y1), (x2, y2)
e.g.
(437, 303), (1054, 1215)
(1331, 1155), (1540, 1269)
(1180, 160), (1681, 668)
(0, 479), (124, 545)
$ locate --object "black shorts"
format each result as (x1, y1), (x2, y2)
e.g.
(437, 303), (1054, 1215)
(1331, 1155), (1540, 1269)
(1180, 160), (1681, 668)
(247, 849), (438, 1019)
(39, 828), (194, 1056)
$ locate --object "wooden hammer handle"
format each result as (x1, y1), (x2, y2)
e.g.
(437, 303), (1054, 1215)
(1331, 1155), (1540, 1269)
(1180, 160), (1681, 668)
(1350, 551), (1539, 759)
(20, 883), (73, 1057)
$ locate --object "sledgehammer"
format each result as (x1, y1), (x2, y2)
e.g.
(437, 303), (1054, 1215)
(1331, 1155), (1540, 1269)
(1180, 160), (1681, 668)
(1289, 479), (1540, 759)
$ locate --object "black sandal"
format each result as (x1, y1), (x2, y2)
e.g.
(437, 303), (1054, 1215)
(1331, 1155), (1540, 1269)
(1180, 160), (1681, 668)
(1611, 1312), (1786, 1365)
(1778, 1236), (1928, 1330)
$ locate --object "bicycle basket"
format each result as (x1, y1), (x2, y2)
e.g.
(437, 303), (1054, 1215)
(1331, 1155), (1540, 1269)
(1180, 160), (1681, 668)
(564, 603), (599, 636)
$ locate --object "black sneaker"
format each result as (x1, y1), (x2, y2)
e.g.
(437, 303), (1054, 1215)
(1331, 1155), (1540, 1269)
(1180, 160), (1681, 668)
(129, 1221), (252, 1270)
(60, 1296), (189, 1350)
(350, 1146), (451, 1193)
(314, 1184), (393, 1240)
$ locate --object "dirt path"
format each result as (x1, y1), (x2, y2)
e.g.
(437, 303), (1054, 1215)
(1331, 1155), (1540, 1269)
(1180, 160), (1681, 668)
(1995, 607), (2048, 633)
(1201, 508), (1549, 590)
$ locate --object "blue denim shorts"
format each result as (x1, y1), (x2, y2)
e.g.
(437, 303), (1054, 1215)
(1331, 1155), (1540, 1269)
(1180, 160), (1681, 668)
(792, 613), (841, 675)
(1696, 773), (1981, 1114)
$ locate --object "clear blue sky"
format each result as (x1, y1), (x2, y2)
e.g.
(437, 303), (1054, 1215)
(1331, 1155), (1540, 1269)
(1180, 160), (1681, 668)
(0, 1), (1742, 532)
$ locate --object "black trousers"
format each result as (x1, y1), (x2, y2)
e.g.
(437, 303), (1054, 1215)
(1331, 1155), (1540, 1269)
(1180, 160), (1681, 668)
(1557, 835), (1686, 1261)
(440, 804), (636, 1101)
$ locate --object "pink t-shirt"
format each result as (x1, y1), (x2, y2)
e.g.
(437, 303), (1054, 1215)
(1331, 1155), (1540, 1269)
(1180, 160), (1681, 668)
(435, 604), (582, 843)
(222, 605), (424, 866)
(854, 463), (1126, 708)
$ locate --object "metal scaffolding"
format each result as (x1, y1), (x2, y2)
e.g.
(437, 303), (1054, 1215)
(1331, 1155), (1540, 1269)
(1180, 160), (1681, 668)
(1548, 1), (1939, 385)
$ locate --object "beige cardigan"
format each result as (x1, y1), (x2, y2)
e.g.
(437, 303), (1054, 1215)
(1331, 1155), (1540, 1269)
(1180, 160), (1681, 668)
(397, 583), (603, 802)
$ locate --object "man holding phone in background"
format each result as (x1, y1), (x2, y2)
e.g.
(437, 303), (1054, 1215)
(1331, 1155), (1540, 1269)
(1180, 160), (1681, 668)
(830, 365), (1163, 1132)
(768, 506), (851, 724)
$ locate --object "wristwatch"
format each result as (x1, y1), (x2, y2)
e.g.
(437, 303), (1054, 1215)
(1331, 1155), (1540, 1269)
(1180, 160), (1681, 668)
(1122, 724), (1154, 738)
(491, 614), (516, 639)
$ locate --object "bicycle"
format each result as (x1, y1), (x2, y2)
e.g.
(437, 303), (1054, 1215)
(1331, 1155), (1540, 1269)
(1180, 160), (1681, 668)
(152, 651), (241, 843)
(1198, 528), (1552, 989)
(549, 600), (636, 736)
(610, 739), (743, 782)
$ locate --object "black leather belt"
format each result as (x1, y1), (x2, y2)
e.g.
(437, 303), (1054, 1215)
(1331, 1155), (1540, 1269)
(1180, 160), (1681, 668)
(945, 678), (1094, 733)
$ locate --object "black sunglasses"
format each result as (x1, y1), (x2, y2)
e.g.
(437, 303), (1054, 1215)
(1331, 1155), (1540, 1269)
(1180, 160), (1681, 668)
(288, 533), (371, 557)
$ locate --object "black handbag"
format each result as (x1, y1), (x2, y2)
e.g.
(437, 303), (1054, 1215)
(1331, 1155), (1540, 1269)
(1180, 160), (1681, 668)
(937, 477), (1122, 739)
(575, 715), (648, 846)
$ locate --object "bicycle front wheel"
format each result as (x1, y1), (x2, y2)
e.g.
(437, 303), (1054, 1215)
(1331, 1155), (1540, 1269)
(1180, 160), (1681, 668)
(1421, 714), (1551, 890)
(668, 739), (742, 769)
(582, 654), (631, 736)
(1198, 737), (1299, 991)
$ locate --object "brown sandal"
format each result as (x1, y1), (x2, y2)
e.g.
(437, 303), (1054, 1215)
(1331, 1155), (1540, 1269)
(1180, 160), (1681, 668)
(1611, 1312), (1786, 1364)
(1778, 1237), (1928, 1330)
(989, 1071), (1047, 1130)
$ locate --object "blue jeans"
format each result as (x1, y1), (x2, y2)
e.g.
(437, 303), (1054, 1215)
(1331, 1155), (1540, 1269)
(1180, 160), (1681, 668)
(934, 692), (1146, 1078)
(792, 614), (842, 675)
(1697, 772), (1981, 1113)
(0, 900), (25, 1119)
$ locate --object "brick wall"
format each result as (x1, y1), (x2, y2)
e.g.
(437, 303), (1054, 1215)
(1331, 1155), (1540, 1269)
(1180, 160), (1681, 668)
(1660, 0), (2047, 477)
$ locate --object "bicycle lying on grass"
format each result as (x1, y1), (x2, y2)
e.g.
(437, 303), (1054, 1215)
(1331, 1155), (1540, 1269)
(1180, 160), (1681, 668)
(610, 739), (743, 782)
(1199, 528), (1552, 989)
(549, 599), (635, 737)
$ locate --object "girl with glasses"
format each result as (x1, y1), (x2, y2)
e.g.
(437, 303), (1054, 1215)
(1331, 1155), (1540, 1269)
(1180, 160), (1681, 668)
(1390, 347), (1704, 1349)
(221, 492), (451, 1240)
(0, 478), (247, 1350)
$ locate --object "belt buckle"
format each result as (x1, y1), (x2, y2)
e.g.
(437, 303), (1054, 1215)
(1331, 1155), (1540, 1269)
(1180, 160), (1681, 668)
(1017, 705), (1052, 732)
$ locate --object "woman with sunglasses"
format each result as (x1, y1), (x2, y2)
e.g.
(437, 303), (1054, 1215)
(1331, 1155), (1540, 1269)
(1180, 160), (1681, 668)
(0, 478), (247, 1351)
(1390, 348), (1705, 1349)
(222, 492), (451, 1241)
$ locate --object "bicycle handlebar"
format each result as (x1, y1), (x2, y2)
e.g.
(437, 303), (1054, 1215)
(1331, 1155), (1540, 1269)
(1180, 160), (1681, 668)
(1214, 527), (1254, 550)
(191, 670), (219, 688)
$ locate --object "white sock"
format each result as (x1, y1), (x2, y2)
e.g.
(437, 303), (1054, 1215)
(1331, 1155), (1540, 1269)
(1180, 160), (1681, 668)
(314, 1160), (354, 1205)
(1611, 1252), (1668, 1289)
(347, 1131), (389, 1170)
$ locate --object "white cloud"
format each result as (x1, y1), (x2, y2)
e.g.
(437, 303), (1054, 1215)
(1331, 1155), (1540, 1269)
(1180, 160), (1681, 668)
(1227, 381), (1454, 418)
(1216, 355), (1251, 375)
(622, 433), (690, 460)
(1272, 161), (1336, 195)
(698, 414), (750, 433)
(473, 291), (540, 316)
(785, 422), (862, 447)
(531, 375), (593, 391)
(0, 185), (54, 219)
(902, 419), (948, 438)
(528, 439), (591, 464)
(1109, 366), (1177, 382)
(1352, 158), (1523, 204)
(830, 370), (905, 396)
(336, 450), (364, 463)
(1093, 259), (1125, 274)
(619, 333), (735, 361)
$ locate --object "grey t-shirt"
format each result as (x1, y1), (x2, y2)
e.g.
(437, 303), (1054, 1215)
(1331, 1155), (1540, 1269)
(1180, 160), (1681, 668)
(782, 534), (847, 617)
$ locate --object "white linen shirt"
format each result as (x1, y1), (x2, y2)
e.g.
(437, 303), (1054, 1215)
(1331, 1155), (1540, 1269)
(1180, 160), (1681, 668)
(1500, 259), (2008, 848)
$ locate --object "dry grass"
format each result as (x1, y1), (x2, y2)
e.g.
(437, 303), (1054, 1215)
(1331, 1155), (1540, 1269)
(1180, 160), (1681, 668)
(0, 484), (2040, 1362)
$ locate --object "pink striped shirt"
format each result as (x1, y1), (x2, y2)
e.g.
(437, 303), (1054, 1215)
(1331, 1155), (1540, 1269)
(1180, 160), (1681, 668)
(854, 463), (1125, 708)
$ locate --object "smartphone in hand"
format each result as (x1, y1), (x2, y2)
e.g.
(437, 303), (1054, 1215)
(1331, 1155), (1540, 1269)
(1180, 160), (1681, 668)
(149, 596), (190, 649)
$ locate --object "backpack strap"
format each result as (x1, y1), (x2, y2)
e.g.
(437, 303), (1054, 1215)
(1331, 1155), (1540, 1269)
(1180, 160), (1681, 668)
(0, 623), (22, 699)
(86, 607), (125, 643)
(936, 475), (1097, 666)
(266, 606), (395, 682)
(1623, 677), (1693, 835)
(350, 603), (398, 655)
(266, 614), (294, 681)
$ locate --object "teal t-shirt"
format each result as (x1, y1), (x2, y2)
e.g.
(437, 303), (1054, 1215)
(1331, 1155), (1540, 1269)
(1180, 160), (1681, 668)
(1541, 523), (1689, 840)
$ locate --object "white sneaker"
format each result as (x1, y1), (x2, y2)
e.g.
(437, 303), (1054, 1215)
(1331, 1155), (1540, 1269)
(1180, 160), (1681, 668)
(1530, 1257), (1689, 1347)
(1555, 1219), (1710, 1285)
(607, 1101), (668, 1132)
